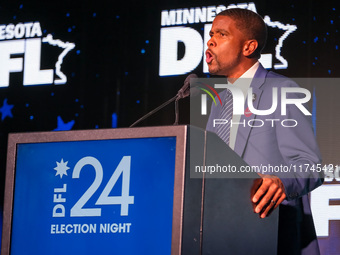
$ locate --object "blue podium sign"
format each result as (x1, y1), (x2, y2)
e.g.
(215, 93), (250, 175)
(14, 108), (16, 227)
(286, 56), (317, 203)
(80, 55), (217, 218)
(2, 127), (187, 255)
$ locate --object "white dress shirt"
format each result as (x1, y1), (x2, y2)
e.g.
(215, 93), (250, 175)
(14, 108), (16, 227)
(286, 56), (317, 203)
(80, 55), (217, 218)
(229, 61), (259, 149)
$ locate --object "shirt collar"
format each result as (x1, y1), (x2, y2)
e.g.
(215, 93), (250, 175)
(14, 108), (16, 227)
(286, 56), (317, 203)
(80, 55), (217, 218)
(239, 61), (260, 79)
(232, 61), (259, 100)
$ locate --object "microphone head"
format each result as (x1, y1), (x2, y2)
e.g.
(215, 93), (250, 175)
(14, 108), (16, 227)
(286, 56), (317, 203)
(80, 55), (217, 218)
(189, 85), (201, 97)
(184, 73), (198, 85)
(177, 73), (198, 99)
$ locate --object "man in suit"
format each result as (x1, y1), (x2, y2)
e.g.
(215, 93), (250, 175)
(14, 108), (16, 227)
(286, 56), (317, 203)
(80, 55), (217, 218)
(205, 8), (323, 255)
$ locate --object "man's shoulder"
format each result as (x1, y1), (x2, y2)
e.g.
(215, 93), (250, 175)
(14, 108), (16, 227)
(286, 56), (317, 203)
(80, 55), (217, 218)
(266, 70), (286, 79)
(264, 70), (300, 88)
(254, 64), (299, 89)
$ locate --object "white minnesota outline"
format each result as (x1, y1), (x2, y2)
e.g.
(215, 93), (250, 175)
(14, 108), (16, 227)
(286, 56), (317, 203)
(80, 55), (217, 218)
(263, 16), (297, 69)
(42, 34), (76, 84)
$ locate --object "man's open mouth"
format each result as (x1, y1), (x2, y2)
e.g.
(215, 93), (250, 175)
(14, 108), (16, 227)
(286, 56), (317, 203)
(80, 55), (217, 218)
(206, 50), (214, 64)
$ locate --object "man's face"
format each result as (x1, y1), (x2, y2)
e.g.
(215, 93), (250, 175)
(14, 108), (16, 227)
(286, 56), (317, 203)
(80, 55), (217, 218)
(206, 15), (247, 77)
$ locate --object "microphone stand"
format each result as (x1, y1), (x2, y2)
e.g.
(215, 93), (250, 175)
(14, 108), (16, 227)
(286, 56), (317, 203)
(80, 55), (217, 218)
(129, 95), (178, 127)
(129, 73), (197, 128)
(174, 98), (180, 125)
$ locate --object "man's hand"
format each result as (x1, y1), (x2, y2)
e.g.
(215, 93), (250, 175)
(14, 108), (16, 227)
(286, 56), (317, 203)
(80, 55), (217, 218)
(251, 173), (286, 218)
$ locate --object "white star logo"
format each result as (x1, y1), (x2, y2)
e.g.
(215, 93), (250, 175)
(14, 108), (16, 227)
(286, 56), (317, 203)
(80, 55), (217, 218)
(54, 159), (70, 179)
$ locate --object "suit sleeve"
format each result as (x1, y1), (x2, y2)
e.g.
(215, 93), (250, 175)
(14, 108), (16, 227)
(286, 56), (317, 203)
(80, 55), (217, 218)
(273, 81), (323, 200)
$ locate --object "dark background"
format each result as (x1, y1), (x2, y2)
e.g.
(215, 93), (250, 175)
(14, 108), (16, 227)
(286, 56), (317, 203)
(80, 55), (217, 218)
(0, 0), (339, 253)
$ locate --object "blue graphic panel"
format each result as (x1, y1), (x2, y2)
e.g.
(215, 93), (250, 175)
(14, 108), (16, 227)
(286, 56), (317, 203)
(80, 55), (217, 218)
(11, 137), (177, 255)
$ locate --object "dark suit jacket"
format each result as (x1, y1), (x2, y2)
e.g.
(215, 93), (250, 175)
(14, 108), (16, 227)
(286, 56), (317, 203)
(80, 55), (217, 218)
(206, 64), (323, 255)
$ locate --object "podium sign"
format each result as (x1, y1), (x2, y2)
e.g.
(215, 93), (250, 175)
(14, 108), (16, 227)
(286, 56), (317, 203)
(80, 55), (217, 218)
(3, 126), (278, 255)
(2, 127), (187, 255)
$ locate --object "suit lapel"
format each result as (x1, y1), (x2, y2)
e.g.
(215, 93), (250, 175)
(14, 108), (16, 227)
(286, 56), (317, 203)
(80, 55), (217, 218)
(234, 65), (268, 157)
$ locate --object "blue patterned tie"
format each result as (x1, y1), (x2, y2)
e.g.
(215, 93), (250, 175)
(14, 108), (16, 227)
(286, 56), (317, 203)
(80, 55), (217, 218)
(216, 90), (233, 145)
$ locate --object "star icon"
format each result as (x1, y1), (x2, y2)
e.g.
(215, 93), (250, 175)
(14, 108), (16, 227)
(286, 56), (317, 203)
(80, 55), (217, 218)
(0, 98), (14, 121)
(54, 159), (70, 179)
(53, 116), (75, 131)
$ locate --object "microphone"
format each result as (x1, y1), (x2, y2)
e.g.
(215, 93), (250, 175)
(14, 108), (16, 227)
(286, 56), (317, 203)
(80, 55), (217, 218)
(176, 73), (198, 99)
(174, 73), (198, 125)
(129, 74), (197, 127)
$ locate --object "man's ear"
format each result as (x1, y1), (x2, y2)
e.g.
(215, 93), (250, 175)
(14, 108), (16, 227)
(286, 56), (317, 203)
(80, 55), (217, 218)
(243, 40), (258, 57)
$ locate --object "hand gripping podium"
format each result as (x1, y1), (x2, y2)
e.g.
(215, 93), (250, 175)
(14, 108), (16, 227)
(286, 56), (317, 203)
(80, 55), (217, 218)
(2, 125), (277, 255)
